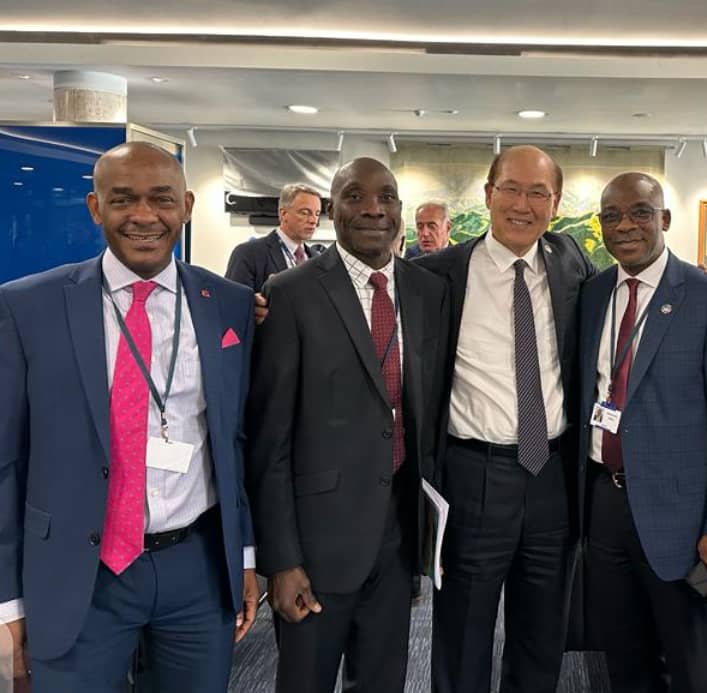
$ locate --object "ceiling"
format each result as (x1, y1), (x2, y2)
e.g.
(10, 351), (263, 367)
(2, 1), (707, 144)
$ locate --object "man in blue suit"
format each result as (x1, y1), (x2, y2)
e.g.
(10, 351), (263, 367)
(579, 172), (707, 692)
(0, 142), (258, 692)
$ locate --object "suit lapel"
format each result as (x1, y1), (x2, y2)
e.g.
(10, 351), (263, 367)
(539, 236), (568, 359)
(446, 237), (479, 355)
(64, 257), (111, 462)
(317, 248), (390, 407)
(626, 253), (685, 405)
(178, 263), (224, 445)
(266, 230), (288, 273)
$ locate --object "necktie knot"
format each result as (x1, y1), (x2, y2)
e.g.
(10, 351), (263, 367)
(369, 271), (388, 291)
(131, 280), (157, 304)
(514, 259), (528, 277)
(625, 277), (640, 298)
(294, 245), (306, 265)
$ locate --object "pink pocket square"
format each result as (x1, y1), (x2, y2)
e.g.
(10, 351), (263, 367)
(221, 328), (240, 348)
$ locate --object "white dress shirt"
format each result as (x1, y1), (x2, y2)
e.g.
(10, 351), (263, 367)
(0, 249), (254, 625)
(448, 232), (566, 443)
(589, 248), (669, 463)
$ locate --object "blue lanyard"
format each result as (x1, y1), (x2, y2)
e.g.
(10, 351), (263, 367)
(277, 238), (299, 268)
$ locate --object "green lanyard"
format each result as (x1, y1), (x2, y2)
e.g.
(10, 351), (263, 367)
(105, 276), (182, 442)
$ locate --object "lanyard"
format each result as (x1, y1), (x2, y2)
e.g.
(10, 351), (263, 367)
(379, 290), (401, 370)
(608, 283), (649, 395)
(105, 276), (182, 441)
(277, 238), (299, 268)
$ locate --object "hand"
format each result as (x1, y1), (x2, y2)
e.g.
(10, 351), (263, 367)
(254, 293), (269, 325)
(1, 618), (30, 686)
(268, 567), (322, 623)
(698, 535), (707, 565)
(235, 569), (259, 643)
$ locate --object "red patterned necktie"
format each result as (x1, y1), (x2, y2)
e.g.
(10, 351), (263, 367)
(101, 280), (157, 575)
(369, 272), (405, 472)
(294, 245), (306, 265)
(602, 278), (640, 473)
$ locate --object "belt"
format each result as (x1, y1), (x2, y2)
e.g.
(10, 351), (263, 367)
(590, 460), (626, 489)
(143, 505), (219, 553)
(448, 435), (561, 458)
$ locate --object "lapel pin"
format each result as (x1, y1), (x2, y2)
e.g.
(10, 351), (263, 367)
(544, 245), (553, 254)
(201, 288), (211, 298)
(660, 303), (672, 315)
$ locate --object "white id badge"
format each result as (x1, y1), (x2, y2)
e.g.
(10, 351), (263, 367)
(590, 402), (622, 434)
(146, 437), (194, 474)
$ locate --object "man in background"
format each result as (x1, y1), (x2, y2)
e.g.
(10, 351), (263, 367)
(405, 201), (452, 259)
(579, 172), (707, 692)
(0, 142), (257, 692)
(225, 182), (322, 290)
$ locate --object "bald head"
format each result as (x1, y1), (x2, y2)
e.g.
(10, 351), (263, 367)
(602, 172), (664, 208)
(487, 145), (563, 194)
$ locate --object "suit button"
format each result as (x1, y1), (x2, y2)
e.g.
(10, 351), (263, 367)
(379, 476), (391, 486)
(88, 532), (101, 546)
(102, 467), (109, 479)
(382, 429), (393, 439)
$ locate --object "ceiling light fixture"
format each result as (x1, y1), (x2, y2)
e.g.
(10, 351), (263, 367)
(589, 137), (599, 158)
(387, 133), (397, 153)
(517, 109), (547, 119)
(287, 104), (318, 115)
(150, 76), (168, 84)
(187, 127), (198, 148)
(444, 109), (460, 115)
(335, 130), (344, 153)
(16, 74), (31, 80)
(675, 138), (687, 158)
(414, 109), (426, 118)
(493, 135), (502, 155)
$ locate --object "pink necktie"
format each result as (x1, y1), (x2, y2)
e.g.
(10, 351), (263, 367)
(294, 245), (307, 265)
(101, 280), (157, 575)
(369, 272), (405, 472)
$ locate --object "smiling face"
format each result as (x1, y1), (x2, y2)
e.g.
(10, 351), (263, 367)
(484, 146), (561, 257)
(329, 157), (402, 269)
(86, 143), (194, 279)
(600, 173), (670, 275)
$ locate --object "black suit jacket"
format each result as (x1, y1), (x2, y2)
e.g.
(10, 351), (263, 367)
(246, 245), (449, 594)
(225, 229), (318, 291)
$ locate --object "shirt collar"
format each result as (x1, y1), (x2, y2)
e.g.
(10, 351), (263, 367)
(485, 230), (541, 274)
(276, 228), (301, 255)
(616, 246), (669, 290)
(102, 247), (177, 294)
(336, 242), (395, 290)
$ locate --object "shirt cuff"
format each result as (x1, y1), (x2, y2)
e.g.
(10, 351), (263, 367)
(243, 546), (256, 570)
(0, 599), (24, 625)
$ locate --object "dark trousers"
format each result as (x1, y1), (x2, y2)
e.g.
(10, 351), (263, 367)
(31, 510), (236, 693)
(586, 464), (707, 693)
(432, 437), (570, 693)
(275, 472), (415, 693)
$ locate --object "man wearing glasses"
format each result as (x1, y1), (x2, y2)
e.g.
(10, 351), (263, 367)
(578, 172), (707, 693)
(417, 145), (595, 693)
(226, 183), (322, 291)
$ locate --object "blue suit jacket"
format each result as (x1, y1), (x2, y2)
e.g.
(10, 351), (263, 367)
(578, 252), (707, 580)
(0, 255), (255, 659)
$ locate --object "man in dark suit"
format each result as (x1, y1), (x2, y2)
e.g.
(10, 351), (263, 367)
(405, 201), (452, 259)
(247, 157), (448, 693)
(416, 145), (595, 693)
(578, 172), (707, 692)
(0, 142), (258, 692)
(225, 183), (322, 290)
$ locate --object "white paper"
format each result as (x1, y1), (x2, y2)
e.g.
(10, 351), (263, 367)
(146, 437), (194, 474)
(422, 478), (449, 590)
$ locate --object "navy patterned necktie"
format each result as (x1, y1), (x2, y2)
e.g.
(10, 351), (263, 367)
(514, 259), (549, 475)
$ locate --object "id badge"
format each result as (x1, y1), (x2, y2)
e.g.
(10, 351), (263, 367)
(146, 437), (194, 474)
(590, 401), (621, 434)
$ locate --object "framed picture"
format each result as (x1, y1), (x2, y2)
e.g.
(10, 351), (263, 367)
(700, 201), (707, 265)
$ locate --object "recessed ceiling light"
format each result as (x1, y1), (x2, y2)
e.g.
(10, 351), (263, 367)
(517, 109), (547, 119)
(20, 166), (34, 172)
(632, 112), (652, 118)
(15, 74), (32, 80)
(13, 181), (23, 186)
(443, 109), (460, 115)
(287, 104), (318, 115)
(150, 76), (168, 84)
(82, 175), (93, 180)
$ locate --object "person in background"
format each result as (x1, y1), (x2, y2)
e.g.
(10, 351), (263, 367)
(405, 201), (452, 259)
(247, 157), (448, 693)
(0, 142), (258, 692)
(579, 172), (707, 693)
(225, 183), (322, 291)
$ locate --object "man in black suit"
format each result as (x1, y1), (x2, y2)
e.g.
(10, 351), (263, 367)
(246, 157), (448, 693)
(225, 183), (321, 290)
(405, 201), (452, 259)
(417, 145), (595, 693)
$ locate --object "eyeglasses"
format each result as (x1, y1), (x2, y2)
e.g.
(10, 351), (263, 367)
(598, 206), (664, 228)
(493, 184), (555, 202)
